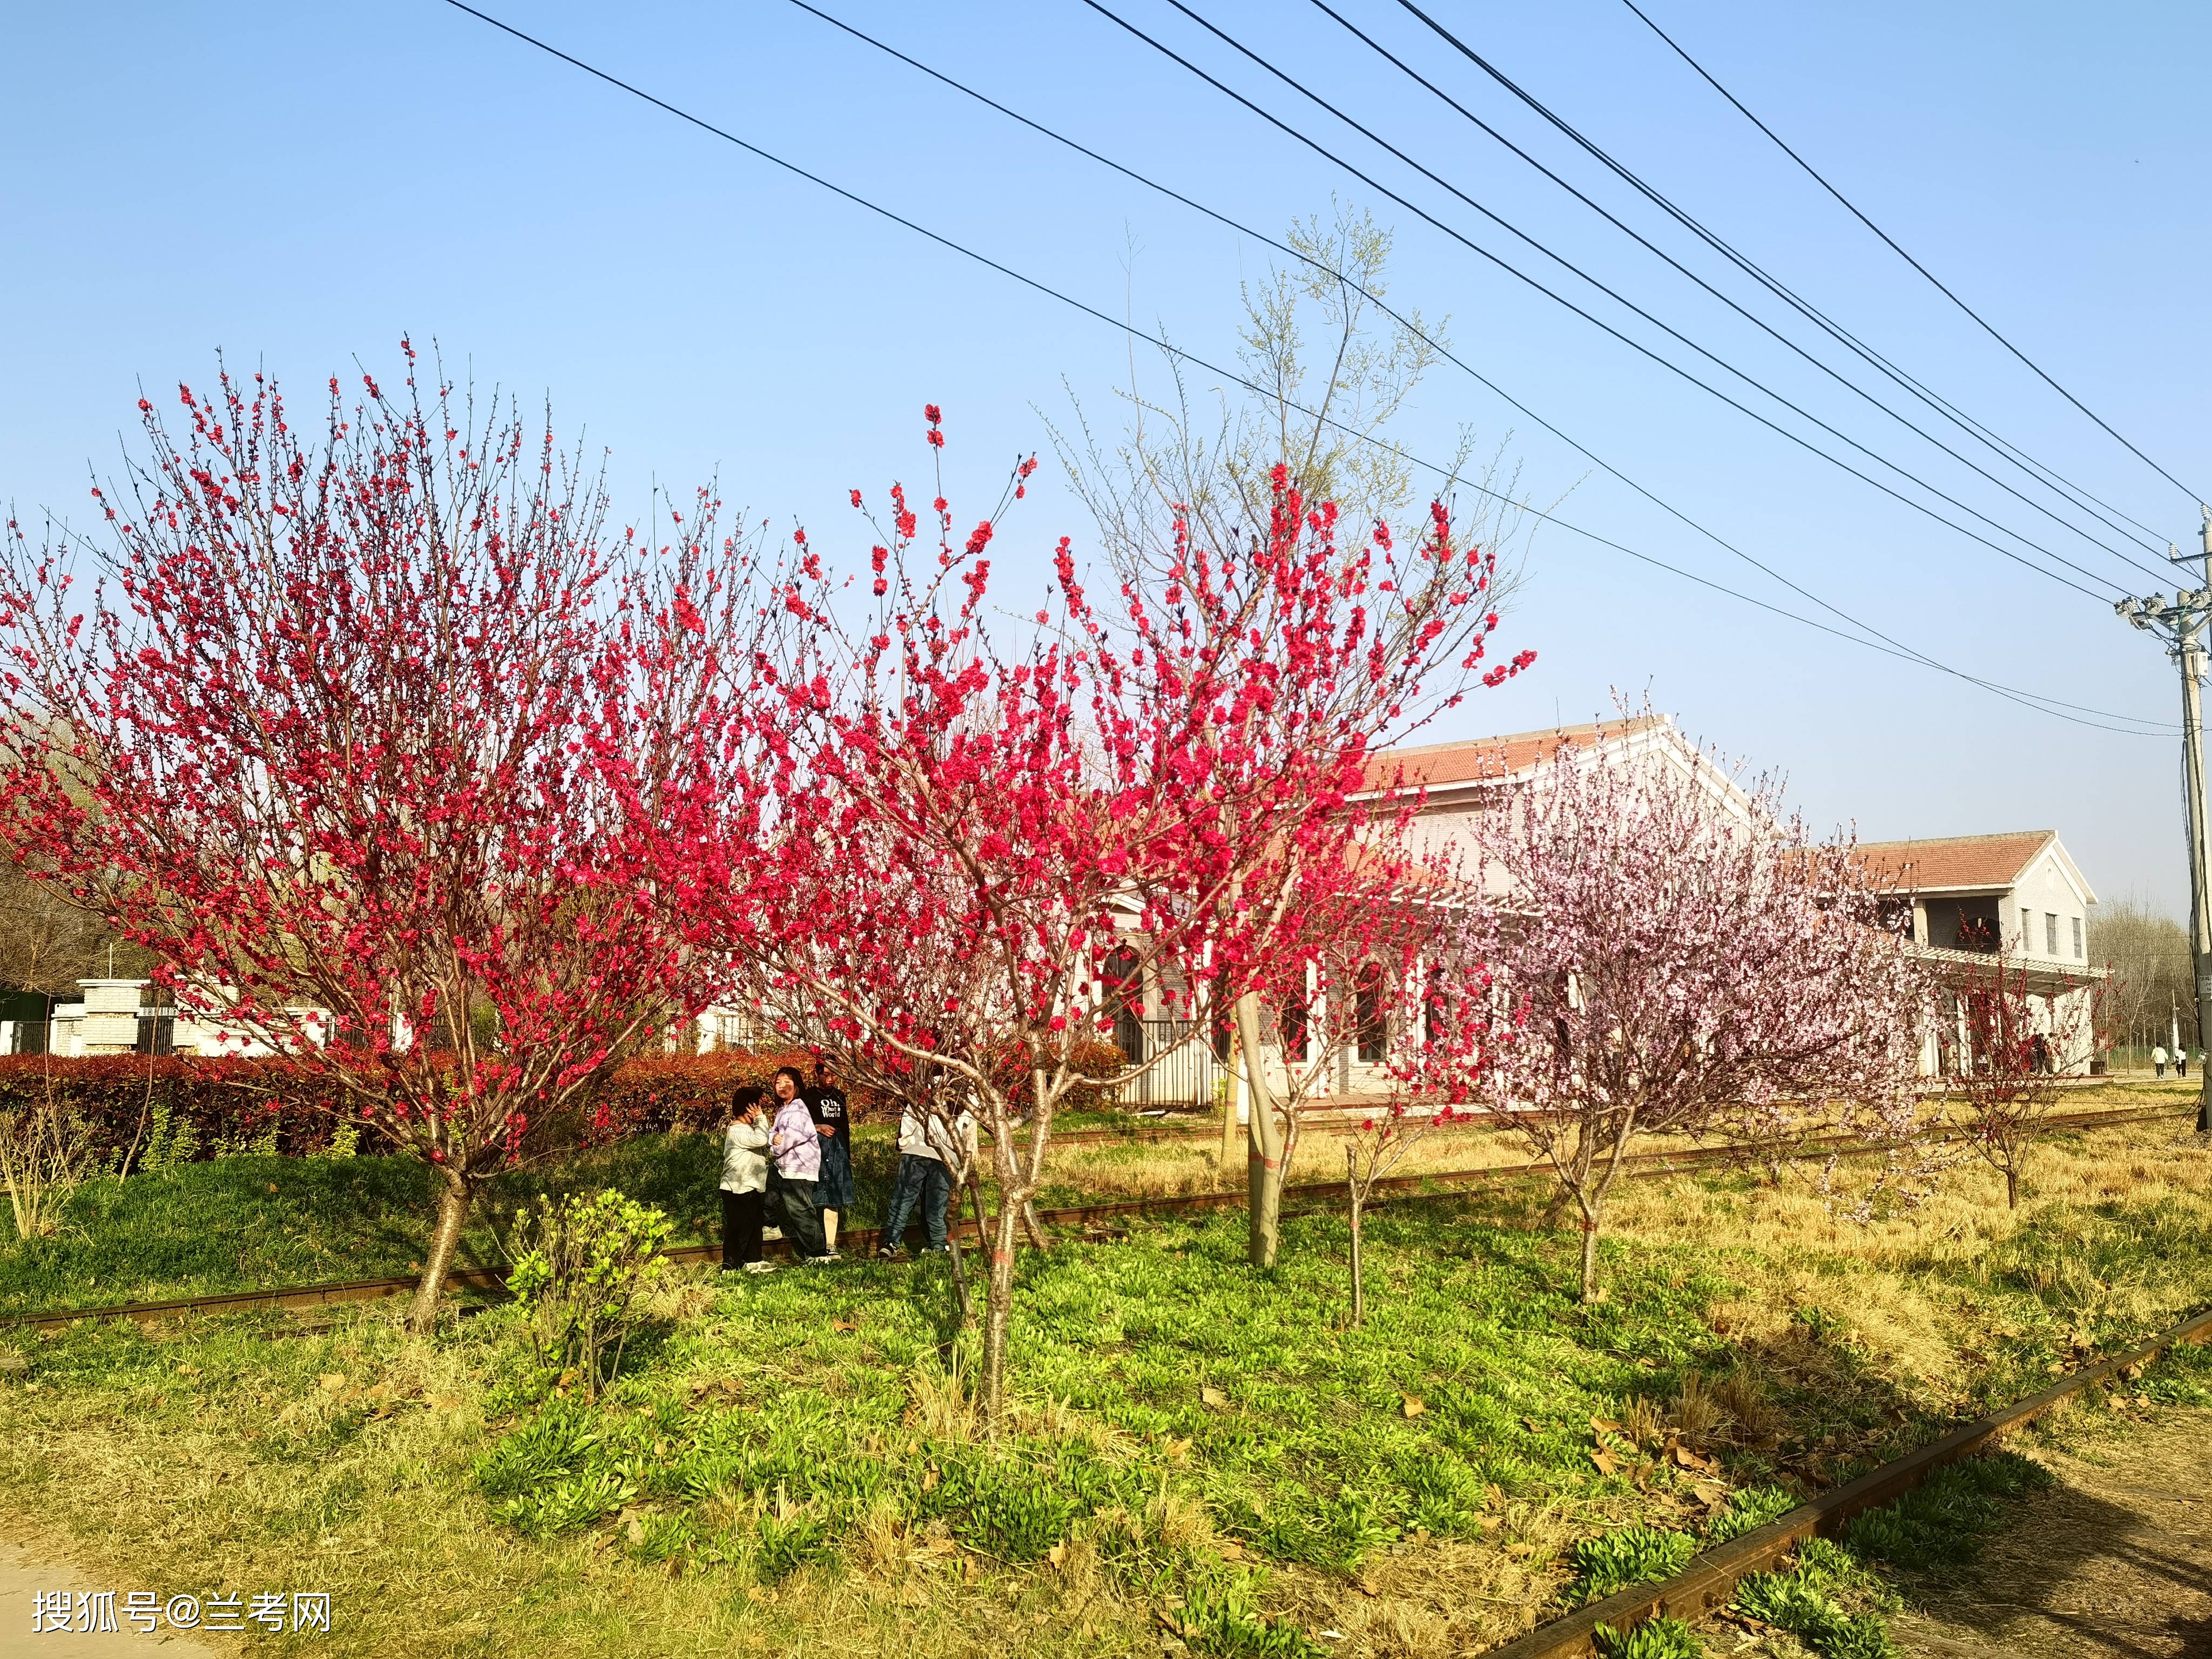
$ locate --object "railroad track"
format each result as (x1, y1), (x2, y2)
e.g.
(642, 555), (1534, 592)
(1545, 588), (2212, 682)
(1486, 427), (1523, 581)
(2, 1103), (2188, 1333)
(1489, 1300), (2212, 1657)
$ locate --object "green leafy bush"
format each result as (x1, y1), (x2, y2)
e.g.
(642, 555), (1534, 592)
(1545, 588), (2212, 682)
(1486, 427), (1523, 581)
(507, 1189), (673, 1401)
(474, 1401), (635, 1535)
(1703, 1484), (1798, 1546)
(1732, 1566), (1893, 1659)
(1570, 1523), (1697, 1604)
(1594, 1617), (1706, 1659)
(1177, 1583), (1325, 1658)
(1841, 1452), (2052, 1570)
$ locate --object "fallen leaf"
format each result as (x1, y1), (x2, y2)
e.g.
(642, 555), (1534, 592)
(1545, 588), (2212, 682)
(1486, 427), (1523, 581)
(625, 1518), (645, 1546)
(1401, 1394), (1426, 1419)
(921, 1467), (939, 1493)
(1354, 1575), (1378, 1597)
(318, 1372), (347, 1392)
(1047, 1544), (1067, 1568)
(1201, 1386), (1229, 1409)
(1218, 1539), (1249, 1561)
(1507, 1541), (1536, 1558)
(1589, 1416), (1621, 1435)
(1591, 1448), (1619, 1476)
(831, 1319), (858, 1334)
(1165, 1436), (1191, 1461)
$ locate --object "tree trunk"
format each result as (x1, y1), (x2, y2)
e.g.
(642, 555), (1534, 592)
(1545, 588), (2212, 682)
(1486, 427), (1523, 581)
(408, 1174), (473, 1336)
(2005, 1166), (2020, 1209)
(942, 1191), (975, 1329)
(1218, 1050), (1240, 1172)
(1347, 1146), (1365, 1326)
(978, 1185), (1023, 1431)
(1237, 992), (1287, 1269)
(1578, 1198), (1602, 1304)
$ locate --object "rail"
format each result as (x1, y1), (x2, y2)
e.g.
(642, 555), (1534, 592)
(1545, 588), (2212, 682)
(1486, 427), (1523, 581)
(2, 1102), (2187, 1333)
(1485, 1299), (2212, 1656)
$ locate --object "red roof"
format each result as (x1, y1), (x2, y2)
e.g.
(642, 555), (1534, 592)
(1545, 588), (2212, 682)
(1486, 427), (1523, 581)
(1361, 717), (1659, 793)
(1850, 831), (2056, 894)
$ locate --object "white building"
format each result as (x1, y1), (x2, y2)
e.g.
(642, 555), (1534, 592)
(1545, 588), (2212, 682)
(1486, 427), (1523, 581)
(1852, 831), (2102, 1075)
(5, 980), (327, 1058)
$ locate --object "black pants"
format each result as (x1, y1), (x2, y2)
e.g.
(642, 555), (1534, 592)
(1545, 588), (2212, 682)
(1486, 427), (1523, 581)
(720, 1188), (765, 1269)
(775, 1176), (827, 1258)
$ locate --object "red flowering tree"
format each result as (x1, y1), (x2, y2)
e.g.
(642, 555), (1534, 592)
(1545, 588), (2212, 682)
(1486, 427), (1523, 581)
(0, 349), (754, 1331)
(1111, 477), (1534, 1267)
(1414, 721), (1924, 1301)
(666, 411), (1524, 1414)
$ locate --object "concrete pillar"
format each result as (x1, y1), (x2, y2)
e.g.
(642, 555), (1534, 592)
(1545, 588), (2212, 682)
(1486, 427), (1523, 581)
(76, 979), (147, 1056)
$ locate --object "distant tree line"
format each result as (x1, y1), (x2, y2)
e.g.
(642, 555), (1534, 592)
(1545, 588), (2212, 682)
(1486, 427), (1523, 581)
(2094, 899), (2196, 1054)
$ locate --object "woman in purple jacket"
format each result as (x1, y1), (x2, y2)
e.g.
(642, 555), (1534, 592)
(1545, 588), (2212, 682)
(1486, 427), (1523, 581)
(768, 1065), (831, 1262)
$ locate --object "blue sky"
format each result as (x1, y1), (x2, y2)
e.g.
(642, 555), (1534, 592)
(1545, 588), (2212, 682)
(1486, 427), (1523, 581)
(4, 1), (2207, 916)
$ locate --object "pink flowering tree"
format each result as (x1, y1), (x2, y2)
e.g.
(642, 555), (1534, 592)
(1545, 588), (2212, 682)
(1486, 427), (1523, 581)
(1938, 950), (2103, 1208)
(1415, 722), (1924, 1301)
(0, 350), (756, 1331)
(1328, 901), (1486, 1323)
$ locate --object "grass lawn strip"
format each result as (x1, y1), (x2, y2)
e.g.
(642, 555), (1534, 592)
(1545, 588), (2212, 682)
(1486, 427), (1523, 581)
(0, 1106), (2207, 1657)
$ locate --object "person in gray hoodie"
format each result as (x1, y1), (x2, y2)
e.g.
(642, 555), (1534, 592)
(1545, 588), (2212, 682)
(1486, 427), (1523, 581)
(720, 1085), (773, 1273)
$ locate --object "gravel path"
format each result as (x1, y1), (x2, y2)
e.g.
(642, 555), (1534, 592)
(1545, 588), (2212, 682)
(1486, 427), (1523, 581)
(1892, 1406), (2212, 1658)
(0, 1541), (221, 1658)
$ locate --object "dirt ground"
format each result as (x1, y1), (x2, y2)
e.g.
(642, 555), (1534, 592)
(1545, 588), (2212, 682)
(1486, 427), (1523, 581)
(1891, 1406), (2212, 1658)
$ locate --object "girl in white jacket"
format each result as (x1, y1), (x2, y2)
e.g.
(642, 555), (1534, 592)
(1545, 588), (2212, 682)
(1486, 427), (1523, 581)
(720, 1085), (773, 1272)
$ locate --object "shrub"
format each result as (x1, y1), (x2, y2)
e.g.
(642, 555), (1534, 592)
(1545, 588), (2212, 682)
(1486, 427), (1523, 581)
(0, 1094), (98, 1239)
(507, 1189), (674, 1401)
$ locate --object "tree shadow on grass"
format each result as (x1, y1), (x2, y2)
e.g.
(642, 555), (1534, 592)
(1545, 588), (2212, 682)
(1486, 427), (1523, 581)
(1897, 1467), (2212, 1659)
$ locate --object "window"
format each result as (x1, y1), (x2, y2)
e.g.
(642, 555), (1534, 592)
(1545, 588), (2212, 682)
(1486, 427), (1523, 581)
(1278, 994), (1308, 1063)
(1355, 962), (1388, 1062)
(1103, 945), (1144, 1063)
(2072, 916), (2083, 959)
(2045, 912), (2059, 956)
(2020, 907), (2032, 952)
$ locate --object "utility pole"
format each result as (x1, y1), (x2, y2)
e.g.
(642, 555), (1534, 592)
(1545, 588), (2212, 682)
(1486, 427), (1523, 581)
(2117, 508), (2212, 1131)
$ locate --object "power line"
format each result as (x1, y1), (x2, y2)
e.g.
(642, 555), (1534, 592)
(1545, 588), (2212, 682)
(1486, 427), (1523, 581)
(435, 0), (2169, 737)
(1097, 0), (2132, 603)
(778, 0), (2172, 735)
(1618, 0), (2204, 505)
(1308, 0), (2174, 583)
(1390, 0), (2175, 556)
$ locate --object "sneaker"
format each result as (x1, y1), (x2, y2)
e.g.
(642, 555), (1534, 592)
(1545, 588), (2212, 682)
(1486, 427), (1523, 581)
(805, 1254), (840, 1265)
(762, 1226), (785, 1241)
(921, 1243), (950, 1255)
(741, 1260), (775, 1274)
(876, 1244), (904, 1260)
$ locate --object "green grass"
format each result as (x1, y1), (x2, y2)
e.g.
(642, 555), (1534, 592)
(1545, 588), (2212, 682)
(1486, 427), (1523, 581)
(4, 1121), (2209, 1658)
(0, 1122), (1210, 1317)
(0, 1133), (903, 1314)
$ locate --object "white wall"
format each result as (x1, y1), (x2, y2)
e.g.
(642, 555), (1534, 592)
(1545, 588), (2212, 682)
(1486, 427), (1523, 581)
(2004, 852), (2092, 967)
